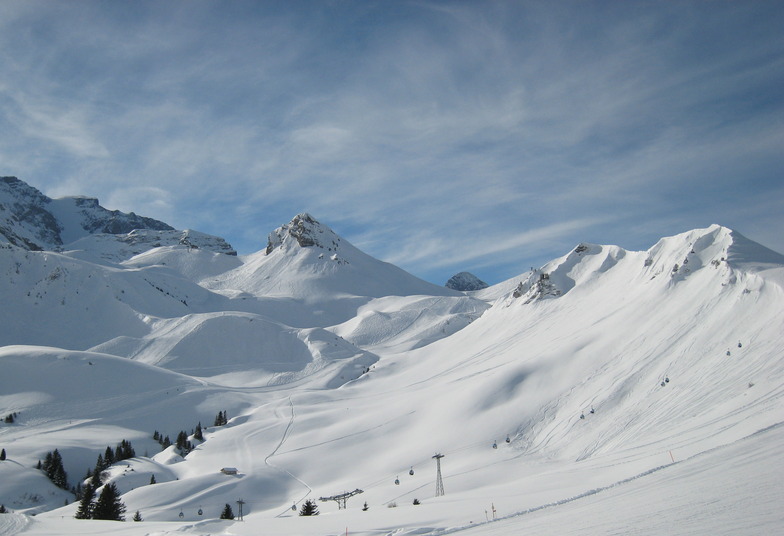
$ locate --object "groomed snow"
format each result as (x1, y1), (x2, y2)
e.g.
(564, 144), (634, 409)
(0, 222), (782, 536)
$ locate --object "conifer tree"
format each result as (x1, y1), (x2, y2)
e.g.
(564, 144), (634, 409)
(194, 422), (203, 441)
(92, 482), (126, 521)
(0, 448), (5, 460)
(299, 499), (319, 516)
(42, 449), (68, 489)
(0, 504), (6, 513)
(219, 503), (235, 519)
(104, 446), (115, 466)
(91, 464), (103, 488)
(133, 510), (143, 522)
(74, 483), (95, 519)
(149, 474), (156, 485)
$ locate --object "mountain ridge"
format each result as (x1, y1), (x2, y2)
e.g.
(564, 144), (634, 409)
(0, 176), (782, 535)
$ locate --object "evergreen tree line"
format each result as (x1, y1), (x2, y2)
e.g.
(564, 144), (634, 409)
(214, 410), (228, 426)
(74, 482), (126, 521)
(153, 421), (206, 455)
(38, 449), (68, 489)
(81, 440), (137, 495)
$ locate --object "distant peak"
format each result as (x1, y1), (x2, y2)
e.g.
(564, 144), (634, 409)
(446, 272), (488, 291)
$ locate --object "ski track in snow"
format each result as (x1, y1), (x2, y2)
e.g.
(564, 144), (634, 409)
(264, 396), (314, 517)
(413, 421), (784, 536)
(0, 513), (29, 536)
(1, 221), (783, 535)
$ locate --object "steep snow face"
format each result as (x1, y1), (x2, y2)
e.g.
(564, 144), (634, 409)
(502, 225), (781, 307)
(63, 229), (237, 265)
(330, 295), (489, 352)
(206, 214), (464, 326)
(0, 243), (231, 349)
(507, 243), (627, 304)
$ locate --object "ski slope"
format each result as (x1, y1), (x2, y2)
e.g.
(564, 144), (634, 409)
(0, 221), (782, 536)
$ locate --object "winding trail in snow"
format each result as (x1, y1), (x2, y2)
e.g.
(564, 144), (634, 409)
(263, 395), (313, 517)
(0, 513), (30, 536)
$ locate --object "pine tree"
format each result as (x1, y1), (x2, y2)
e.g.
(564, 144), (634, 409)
(132, 510), (143, 522)
(104, 446), (115, 467)
(0, 448), (5, 460)
(0, 504), (6, 513)
(299, 499), (319, 516)
(74, 483), (95, 519)
(92, 482), (126, 521)
(176, 431), (188, 451)
(42, 449), (68, 489)
(116, 439), (135, 460)
(149, 474), (156, 485)
(219, 503), (235, 519)
(194, 422), (204, 441)
(91, 466), (103, 488)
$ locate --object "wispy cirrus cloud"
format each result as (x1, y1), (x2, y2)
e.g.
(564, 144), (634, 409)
(1, 1), (782, 283)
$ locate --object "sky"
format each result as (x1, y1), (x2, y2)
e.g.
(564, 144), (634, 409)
(1, 0), (782, 286)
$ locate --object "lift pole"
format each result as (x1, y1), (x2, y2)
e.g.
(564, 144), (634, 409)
(433, 453), (445, 497)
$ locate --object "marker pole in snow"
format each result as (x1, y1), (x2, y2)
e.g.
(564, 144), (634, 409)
(433, 453), (445, 497)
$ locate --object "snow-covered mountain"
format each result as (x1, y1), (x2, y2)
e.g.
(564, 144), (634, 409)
(0, 176), (235, 257)
(0, 178), (782, 536)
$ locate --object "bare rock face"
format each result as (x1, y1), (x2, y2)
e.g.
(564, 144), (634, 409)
(445, 272), (488, 291)
(266, 213), (340, 255)
(0, 176), (235, 257)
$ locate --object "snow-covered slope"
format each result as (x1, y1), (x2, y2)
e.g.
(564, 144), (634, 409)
(0, 203), (782, 536)
(208, 213), (460, 301)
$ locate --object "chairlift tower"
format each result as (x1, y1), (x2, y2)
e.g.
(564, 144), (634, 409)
(236, 498), (245, 521)
(319, 489), (364, 510)
(433, 453), (445, 497)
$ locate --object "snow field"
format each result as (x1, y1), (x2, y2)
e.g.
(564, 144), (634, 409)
(0, 224), (782, 535)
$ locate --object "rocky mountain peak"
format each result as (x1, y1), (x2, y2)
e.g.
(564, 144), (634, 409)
(446, 272), (489, 291)
(265, 213), (341, 254)
(0, 176), (234, 258)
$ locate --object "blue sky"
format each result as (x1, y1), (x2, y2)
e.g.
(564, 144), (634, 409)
(1, 1), (782, 285)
